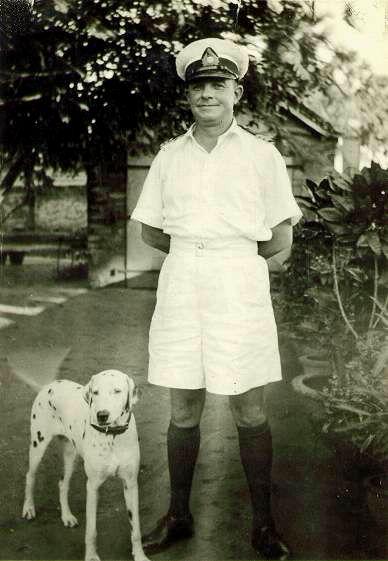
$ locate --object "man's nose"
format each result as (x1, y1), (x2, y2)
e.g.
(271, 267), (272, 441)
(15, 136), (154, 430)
(200, 83), (214, 97)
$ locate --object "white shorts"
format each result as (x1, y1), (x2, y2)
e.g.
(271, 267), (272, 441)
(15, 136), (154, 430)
(148, 236), (282, 395)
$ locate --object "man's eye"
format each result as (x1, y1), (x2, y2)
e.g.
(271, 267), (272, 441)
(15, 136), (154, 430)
(114, 389), (122, 394)
(92, 390), (99, 396)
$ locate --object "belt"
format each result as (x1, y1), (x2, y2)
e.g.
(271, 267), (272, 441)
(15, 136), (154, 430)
(169, 236), (258, 257)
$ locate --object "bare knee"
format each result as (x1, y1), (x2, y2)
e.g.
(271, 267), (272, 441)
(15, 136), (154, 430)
(170, 388), (206, 427)
(229, 387), (266, 428)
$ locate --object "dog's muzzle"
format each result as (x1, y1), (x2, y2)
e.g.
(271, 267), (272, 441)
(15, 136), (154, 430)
(91, 412), (132, 435)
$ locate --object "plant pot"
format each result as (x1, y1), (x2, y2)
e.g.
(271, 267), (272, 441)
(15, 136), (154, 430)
(292, 370), (329, 400)
(327, 433), (383, 482)
(291, 370), (329, 424)
(298, 353), (330, 376)
(365, 472), (388, 528)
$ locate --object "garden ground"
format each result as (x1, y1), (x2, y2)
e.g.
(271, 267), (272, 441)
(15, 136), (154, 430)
(0, 258), (386, 560)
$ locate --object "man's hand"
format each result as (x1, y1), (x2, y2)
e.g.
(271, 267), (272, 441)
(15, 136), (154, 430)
(257, 219), (292, 260)
(141, 224), (170, 254)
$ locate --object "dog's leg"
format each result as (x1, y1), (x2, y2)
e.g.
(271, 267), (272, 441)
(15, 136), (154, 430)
(22, 427), (52, 520)
(122, 477), (150, 561)
(84, 477), (102, 561)
(59, 439), (78, 527)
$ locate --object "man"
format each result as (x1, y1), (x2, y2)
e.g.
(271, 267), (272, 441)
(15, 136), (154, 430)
(131, 38), (302, 560)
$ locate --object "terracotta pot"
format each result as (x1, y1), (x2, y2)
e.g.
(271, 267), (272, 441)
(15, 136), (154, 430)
(291, 369), (329, 426)
(291, 370), (329, 400)
(365, 473), (388, 528)
(298, 354), (330, 376)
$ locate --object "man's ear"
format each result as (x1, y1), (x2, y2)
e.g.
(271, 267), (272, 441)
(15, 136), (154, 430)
(234, 83), (243, 104)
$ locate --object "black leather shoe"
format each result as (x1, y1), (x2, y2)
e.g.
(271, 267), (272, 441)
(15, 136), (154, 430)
(252, 525), (291, 560)
(142, 513), (194, 553)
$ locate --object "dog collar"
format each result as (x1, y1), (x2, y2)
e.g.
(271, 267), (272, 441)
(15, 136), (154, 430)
(91, 413), (131, 435)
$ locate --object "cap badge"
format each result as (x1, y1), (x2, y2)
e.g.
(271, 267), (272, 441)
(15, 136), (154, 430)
(201, 47), (219, 67)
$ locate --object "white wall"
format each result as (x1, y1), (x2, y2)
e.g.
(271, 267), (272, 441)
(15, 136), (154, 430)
(126, 156), (165, 273)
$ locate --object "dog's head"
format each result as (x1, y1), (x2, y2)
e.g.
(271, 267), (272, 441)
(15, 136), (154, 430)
(83, 370), (139, 428)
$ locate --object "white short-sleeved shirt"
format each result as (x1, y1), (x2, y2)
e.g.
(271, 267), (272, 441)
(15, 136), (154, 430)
(131, 119), (302, 241)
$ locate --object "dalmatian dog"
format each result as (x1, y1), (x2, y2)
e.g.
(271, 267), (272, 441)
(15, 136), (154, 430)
(22, 370), (150, 561)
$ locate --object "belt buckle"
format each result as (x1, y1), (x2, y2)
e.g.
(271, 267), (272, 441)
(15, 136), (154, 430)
(196, 240), (205, 253)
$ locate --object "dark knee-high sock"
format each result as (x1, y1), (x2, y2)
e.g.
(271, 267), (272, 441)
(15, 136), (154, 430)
(237, 421), (273, 529)
(167, 422), (200, 519)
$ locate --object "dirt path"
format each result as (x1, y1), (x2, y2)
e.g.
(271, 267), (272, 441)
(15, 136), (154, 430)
(0, 261), (384, 560)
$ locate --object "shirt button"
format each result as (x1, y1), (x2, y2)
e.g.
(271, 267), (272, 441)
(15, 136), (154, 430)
(197, 241), (204, 249)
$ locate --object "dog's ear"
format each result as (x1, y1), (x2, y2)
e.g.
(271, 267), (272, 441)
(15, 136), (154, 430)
(82, 378), (93, 405)
(125, 375), (139, 409)
(132, 382), (140, 405)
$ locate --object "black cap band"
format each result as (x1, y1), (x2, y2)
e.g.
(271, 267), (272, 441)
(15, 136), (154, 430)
(185, 47), (239, 82)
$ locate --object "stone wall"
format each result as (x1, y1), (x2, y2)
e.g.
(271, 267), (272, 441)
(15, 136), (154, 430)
(0, 185), (87, 233)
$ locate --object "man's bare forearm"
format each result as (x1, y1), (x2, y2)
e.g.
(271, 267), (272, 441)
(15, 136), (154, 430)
(257, 220), (293, 259)
(141, 224), (171, 253)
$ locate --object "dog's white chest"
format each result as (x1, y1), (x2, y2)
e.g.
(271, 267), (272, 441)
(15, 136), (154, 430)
(83, 433), (120, 475)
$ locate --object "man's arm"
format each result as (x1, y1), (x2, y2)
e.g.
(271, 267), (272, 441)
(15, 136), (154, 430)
(257, 219), (292, 259)
(141, 223), (170, 254)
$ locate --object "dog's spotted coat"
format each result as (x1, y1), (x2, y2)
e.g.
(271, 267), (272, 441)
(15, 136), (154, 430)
(22, 370), (149, 561)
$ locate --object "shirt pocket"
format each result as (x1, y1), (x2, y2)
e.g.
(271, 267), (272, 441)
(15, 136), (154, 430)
(214, 160), (266, 236)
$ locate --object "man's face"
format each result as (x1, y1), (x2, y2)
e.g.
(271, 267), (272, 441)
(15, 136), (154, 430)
(186, 78), (243, 125)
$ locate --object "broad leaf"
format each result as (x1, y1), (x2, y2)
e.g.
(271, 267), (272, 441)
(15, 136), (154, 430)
(306, 287), (337, 308)
(331, 194), (355, 212)
(305, 178), (318, 192)
(326, 222), (348, 236)
(317, 208), (344, 222)
(319, 177), (331, 192)
(300, 208), (317, 222)
(330, 174), (352, 192)
(356, 233), (369, 248)
(365, 230), (382, 255)
(360, 434), (375, 453)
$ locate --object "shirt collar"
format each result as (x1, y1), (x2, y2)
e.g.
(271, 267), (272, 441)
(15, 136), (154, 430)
(185, 118), (242, 146)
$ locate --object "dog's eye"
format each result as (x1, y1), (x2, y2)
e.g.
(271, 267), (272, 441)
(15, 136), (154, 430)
(92, 390), (99, 396)
(114, 388), (122, 394)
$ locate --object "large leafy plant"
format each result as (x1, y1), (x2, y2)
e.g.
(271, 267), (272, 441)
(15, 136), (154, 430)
(297, 162), (388, 343)
(321, 307), (388, 465)
(295, 162), (388, 463)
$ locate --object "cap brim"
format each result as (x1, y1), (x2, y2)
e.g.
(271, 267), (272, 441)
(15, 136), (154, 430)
(186, 70), (238, 82)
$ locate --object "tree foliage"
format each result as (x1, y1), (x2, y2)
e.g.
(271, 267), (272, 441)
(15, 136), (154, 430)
(309, 51), (388, 165)
(0, 0), (333, 179)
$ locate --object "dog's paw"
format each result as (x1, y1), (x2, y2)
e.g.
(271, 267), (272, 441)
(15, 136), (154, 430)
(22, 503), (36, 520)
(62, 512), (79, 528)
(85, 555), (101, 561)
(134, 555), (151, 561)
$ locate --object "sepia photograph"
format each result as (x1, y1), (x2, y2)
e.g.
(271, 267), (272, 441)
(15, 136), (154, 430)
(0, 1), (387, 560)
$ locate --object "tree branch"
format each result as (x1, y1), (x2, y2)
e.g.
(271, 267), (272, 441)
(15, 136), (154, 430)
(1, 191), (29, 224)
(0, 152), (26, 199)
(332, 242), (359, 339)
(368, 255), (379, 338)
(0, 70), (76, 80)
(373, 295), (388, 329)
